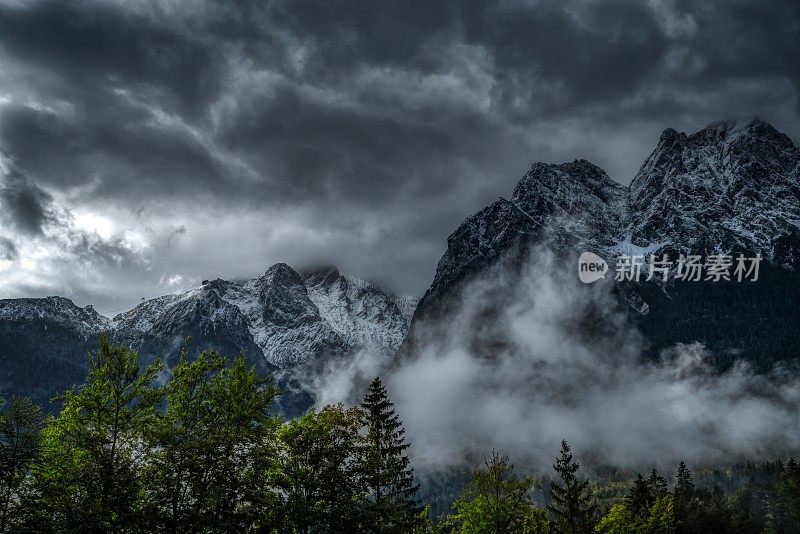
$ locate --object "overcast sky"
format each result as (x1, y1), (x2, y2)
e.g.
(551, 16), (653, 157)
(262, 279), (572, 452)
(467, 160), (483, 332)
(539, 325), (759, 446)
(0, 0), (798, 315)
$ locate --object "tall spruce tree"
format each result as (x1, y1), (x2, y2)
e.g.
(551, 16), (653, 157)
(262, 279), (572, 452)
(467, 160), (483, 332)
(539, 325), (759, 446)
(673, 461), (697, 534)
(547, 440), (595, 534)
(359, 376), (420, 533)
(626, 473), (654, 518)
(647, 468), (668, 499)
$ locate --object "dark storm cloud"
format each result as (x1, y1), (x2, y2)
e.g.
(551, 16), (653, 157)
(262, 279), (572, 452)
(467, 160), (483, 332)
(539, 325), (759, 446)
(0, 162), (54, 235)
(0, 0), (797, 305)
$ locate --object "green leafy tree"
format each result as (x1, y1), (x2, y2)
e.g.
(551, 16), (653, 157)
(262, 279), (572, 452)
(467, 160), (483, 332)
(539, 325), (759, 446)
(0, 397), (42, 532)
(451, 450), (549, 533)
(277, 404), (363, 533)
(411, 504), (450, 534)
(594, 504), (633, 534)
(548, 440), (596, 534)
(595, 497), (673, 534)
(21, 333), (161, 532)
(640, 496), (674, 534)
(142, 348), (280, 532)
(359, 376), (420, 533)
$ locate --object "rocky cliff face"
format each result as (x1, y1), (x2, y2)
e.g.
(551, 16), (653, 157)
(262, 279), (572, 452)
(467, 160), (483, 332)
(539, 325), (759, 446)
(416, 159), (628, 322)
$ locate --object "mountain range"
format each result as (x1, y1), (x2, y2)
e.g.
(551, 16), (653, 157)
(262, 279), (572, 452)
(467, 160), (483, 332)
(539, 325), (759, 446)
(2, 117), (799, 412)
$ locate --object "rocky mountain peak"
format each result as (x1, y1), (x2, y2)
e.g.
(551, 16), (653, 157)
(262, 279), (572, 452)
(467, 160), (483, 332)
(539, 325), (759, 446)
(258, 263), (321, 328)
(261, 262), (305, 286)
(627, 118), (800, 265)
(150, 289), (238, 335)
(513, 159), (624, 203)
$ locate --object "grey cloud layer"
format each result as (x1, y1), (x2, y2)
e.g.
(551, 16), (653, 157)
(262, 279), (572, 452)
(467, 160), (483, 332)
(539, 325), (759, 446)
(0, 0), (797, 307)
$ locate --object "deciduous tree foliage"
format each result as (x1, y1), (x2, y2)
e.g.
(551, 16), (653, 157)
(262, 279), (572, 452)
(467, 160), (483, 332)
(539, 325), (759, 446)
(21, 333), (162, 532)
(276, 404), (363, 533)
(0, 396), (41, 532)
(451, 450), (548, 534)
(141, 346), (281, 532)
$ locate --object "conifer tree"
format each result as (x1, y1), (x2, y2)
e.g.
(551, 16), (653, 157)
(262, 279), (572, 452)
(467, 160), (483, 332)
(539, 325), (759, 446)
(626, 473), (653, 518)
(359, 376), (420, 533)
(647, 468), (668, 499)
(547, 440), (595, 534)
(673, 461), (698, 534)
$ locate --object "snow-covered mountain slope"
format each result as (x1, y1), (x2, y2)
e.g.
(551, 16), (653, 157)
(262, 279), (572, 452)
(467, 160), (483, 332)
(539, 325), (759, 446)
(108, 263), (416, 368)
(0, 296), (110, 336)
(302, 266), (413, 357)
(112, 293), (184, 332)
(415, 159), (628, 320)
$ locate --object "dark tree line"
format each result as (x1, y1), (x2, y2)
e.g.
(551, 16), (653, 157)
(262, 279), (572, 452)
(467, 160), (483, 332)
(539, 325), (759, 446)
(0, 336), (798, 533)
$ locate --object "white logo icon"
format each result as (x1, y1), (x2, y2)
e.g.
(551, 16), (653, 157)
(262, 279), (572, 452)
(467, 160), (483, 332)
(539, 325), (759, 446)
(578, 252), (608, 284)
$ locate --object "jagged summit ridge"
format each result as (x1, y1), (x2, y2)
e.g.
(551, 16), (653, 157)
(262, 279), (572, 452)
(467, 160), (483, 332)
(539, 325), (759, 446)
(420, 158), (629, 314)
(109, 263), (415, 368)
